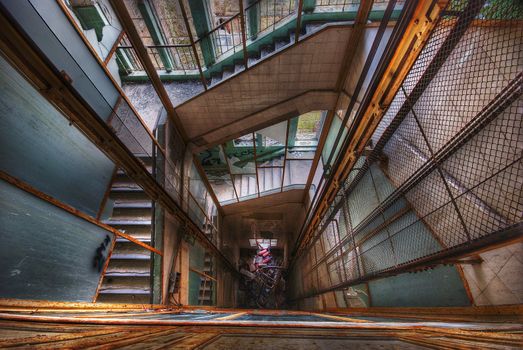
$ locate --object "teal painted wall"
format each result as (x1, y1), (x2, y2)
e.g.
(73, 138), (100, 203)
(368, 266), (471, 307)
(0, 180), (114, 302)
(189, 242), (206, 305)
(346, 164), (470, 307)
(0, 55), (114, 217)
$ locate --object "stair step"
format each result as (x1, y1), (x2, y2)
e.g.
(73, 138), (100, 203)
(305, 23), (324, 34)
(98, 288), (150, 295)
(113, 202), (153, 209)
(105, 220), (152, 226)
(260, 46), (273, 58)
(234, 63), (245, 72)
(114, 240), (152, 250)
(222, 69), (234, 79)
(111, 207), (152, 220)
(110, 253), (151, 260)
(104, 271), (150, 277)
(210, 74), (222, 86)
(110, 191), (150, 202)
(113, 228), (151, 241)
(110, 186), (145, 193)
(96, 294), (150, 304)
(275, 39), (290, 50)
(105, 260), (150, 274)
(115, 237), (151, 243)
(101, 276), (150, 291)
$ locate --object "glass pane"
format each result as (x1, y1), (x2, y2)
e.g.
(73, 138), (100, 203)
(224, 134), (256, 174)
(322, 112), (348, 168)
(198, 146), (236, 204)
(258, 167), (283, 195)
(234, 174), (258, 200)
(287, 111), (325, 159)
(308, 157), (324, 205)
(60, 0), (123, 61)
(255, 120), (287, 167)
(284, 160), (312, 188)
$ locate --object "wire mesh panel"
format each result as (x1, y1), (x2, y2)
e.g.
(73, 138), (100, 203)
(292, 0), (523, 300)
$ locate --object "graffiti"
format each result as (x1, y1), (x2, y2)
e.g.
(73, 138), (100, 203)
(93, 235), (111, 273)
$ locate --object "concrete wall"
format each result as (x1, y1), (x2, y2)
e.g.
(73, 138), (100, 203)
(460, 242), (523, 305)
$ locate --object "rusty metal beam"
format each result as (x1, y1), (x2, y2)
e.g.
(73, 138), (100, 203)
(293, 223), (523, 300)
(239, 0), (249, 69)
(0, 170), (162, 256)
(294, 0), (304, 43)
(178, 0), (208, 91)
(109, 0), (188, 141)
(93, 236), (117, 302)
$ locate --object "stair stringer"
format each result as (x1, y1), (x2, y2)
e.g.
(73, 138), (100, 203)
(192, 90), (337, 150)
(175, 24), (353, 141)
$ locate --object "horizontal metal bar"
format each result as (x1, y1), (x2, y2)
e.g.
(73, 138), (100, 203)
(294, 223), (523, 300)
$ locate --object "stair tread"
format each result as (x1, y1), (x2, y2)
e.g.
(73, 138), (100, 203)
(110, 186), (144, 192)
(116, 237), (151, 243)
(98, 288), (150, 294)
(110, 253), (151, 260)
(105, 220), (152, 225)
(113, 202), (153, 209)
(105, 271), (150, 277)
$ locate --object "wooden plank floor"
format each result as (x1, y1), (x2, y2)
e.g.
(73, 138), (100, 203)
(0, 308), (521, 349)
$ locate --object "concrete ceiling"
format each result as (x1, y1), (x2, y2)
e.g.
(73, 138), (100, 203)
(222, 189), (306, 250)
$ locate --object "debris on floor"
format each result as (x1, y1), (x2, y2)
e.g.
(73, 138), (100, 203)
(238, 245), (286, 309)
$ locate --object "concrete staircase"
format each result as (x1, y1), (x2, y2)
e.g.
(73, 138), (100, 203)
(258, 167), (283, 194)
(208, 22), (325, 88)
(97, 158), (153, 304)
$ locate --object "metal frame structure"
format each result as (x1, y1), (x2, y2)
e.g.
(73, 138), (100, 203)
(290, 0), (523, 301)
(196, 111), (326, 205)
(0, 6), (238, 276)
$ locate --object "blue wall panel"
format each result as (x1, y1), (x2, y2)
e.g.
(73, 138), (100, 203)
(0, 180), (114, 302)
(0, 55), (114, 217)
(0, 0), (119, 122)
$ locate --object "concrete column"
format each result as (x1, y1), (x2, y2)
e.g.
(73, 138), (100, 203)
(303, 0), (316, 13)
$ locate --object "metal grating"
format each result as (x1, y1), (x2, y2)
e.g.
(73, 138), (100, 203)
(291, 0), (523, 300)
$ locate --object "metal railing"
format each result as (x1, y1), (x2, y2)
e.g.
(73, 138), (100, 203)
(196, 13), (244, 59)
(314, 0), (359, 13)
(245, 0), (297, 39)
(118, 0), (368, 76)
